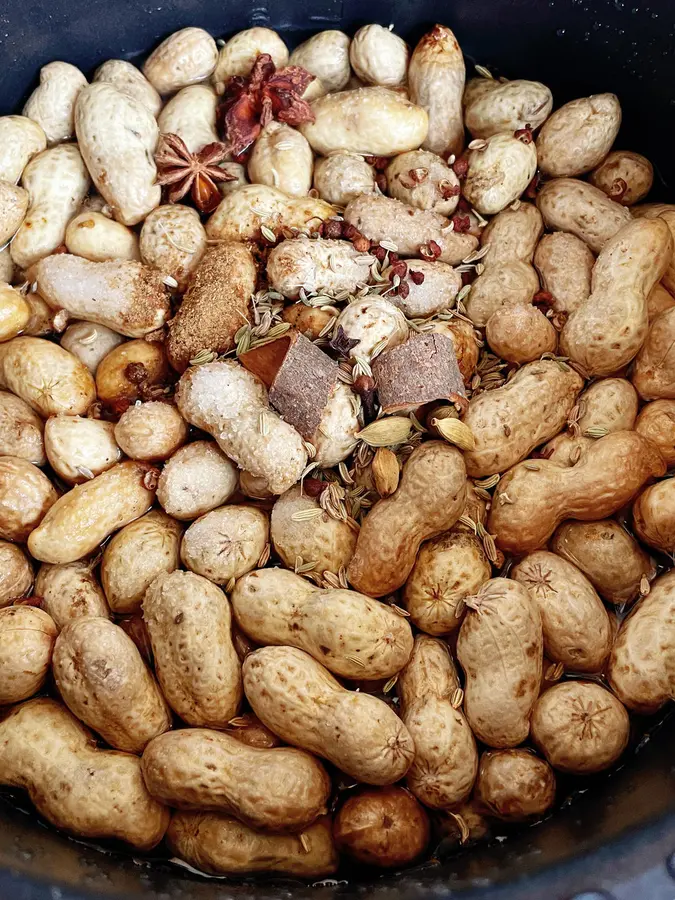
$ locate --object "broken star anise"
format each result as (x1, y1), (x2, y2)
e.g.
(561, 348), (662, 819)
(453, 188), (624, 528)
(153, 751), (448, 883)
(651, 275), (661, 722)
(155, 133), (234, 214)
(329, 325), (360, 358)
(217, 53), (316, 160)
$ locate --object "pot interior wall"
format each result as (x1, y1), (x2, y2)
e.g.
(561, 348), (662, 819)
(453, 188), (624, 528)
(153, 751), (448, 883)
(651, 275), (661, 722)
(1, 0), (675, 897)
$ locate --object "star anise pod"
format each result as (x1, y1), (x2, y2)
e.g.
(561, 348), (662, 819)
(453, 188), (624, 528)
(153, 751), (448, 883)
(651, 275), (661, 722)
(329, 325), (360, 358)
(218, 53), (316, 160)
(155, 133), (234, 213)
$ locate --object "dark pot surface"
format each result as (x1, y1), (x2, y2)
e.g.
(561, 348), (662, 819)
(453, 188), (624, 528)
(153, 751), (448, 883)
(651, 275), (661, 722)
(1, 1), (675, 897)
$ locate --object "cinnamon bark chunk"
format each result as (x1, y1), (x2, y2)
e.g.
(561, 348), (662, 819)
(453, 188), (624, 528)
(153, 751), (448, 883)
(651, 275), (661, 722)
(373, 333), (466, 414)
(240, 329), (338, 439)
(166, 242), (257, 372)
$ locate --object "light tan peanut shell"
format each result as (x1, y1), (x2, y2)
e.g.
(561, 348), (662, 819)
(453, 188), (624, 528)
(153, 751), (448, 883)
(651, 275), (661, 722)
(300, 87), (428, 157)
(348, 441), (467, 597)
(632, 306), (675, 400)
(536, 94), (621, 177)
(65, 211), (139, 262)
(486, 304), (557, 364)
(176, 360), (307, 495)
(60, 322), (125, 375)
(647, 283), (675, 322)
(531, 681), (629, 773)
(28, 460), (156, 564)
(157, 440), (238, 521)
(53, 616), (171, 753)
(349, 25), (408, 87)
(181, 505), (269, 585)
(511, 551), (612, 672)
(243, 646), (414, 784)
(23, 292), (55, 337)
(313, 153), (375, 206)
(475, 749), (556, 822)
(463, 132), (538, 215)
(635, 399), (675, 466)
(633, 478), (675, 553)
(206, 184), (334, 243)
(385, 260), (461, 317)
(0, 542), (33, 608)
(114, 401), (187, 462)
(0, 457), (57, 541)
(157, 84), (218, 153)
(140, 204), (207, 293)
(0, 390), (45, 464)
(0, 115), (47, 183)
(93, 59), (162, 117)
(75, 83), (160, 226)
(408, 25), (465, 158)
(334, 296), (408, 361)
(231, 568), (412, 679)
(429, 318), (480, 386)
(0, 698), (169, 849)
(37, 255), (171, 339)
(23, 62), (87, 146)
(213, 28), (289, 94)
(0, 336), (95, 417)
(576, 377), (639, 433)
(11, 144), (90, 270)
(607, 569), (675, 713)
(101, 510), (182, 614)
(35, 560), (110, 630)
(267, 238), (373, 300)
(457, 578), (543, 748)
(0, 247), (12, 284)
(536, 178), (631, 253)
(45, 415), (121, 484)
(534, 232), (594, 315)
(551, 519), (654, 606)
(0, 605), (57, 704)
(344, 194), (478, 265)
(489, 431), (665, 555)
(143, 27), (217, 95)
(386, 150), (460, 217)
(0, 284), (29, 344)
(290, 31), (350, 92)
(462, 360), (583, 478)
(465, 261), (540, 327)
(0, 182), (28, 246)
(143, 570), (242, 727)
(309, 380), (360, 467)
(403, 530), (491, 635)
(167, 811), (337, 877)
(142, 728), (330, 831)
(632, 203), (675, 295)
(248, 121), (313, 197)
(589, 150), (653, 206)
(397, 635), (478, 808)
(95, 339), (168, 412)
(480, 201), (543, 267)
(334, 788), (429, 869)
(270, 485), (357, 575)
(465, 79), (553, 139)
(540, 432), (593, 468)
(561, 217), (673, 376)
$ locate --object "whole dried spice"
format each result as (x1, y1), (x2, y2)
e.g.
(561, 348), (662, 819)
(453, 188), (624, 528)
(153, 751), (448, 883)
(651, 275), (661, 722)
(364, 155), (389, 171)
(533, 290), (555, 309)
(452, 157), (469, 179)
(608, 177), (628, 202)
(420, 239), (442, 260)
(409, 270), (425, 285)
(218, 53), (315, 159)
(439, 180), (461, 200)
(353, 373), (378, 421)
(452, 214), (471, 233)
(514, 124), (534, 144)
(155, 133), (234, 213)
(322, 219), (344, 240)
(329, 325), (359, 358)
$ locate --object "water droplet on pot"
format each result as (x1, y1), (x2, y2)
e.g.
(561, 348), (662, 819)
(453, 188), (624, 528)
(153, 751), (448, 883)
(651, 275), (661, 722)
(556, 27), (566, 35)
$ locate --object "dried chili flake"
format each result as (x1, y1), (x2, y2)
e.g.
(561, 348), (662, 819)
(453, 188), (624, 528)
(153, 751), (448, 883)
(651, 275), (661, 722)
(514, 124), (533, 144)
(218, 53), (315, 159)
(155, 133), (233, 213)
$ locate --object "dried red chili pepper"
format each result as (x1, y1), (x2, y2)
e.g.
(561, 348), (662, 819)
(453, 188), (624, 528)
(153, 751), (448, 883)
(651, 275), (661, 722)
(155, 133), (234, 213)
(218, 53), (315, 159)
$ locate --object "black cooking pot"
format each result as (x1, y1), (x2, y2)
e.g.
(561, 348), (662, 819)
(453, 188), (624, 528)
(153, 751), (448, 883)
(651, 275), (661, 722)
(2, 1), (675, 898)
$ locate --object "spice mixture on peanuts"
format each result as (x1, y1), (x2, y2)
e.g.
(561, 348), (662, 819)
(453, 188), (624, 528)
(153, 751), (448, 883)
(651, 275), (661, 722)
(1, 17), (674, 881)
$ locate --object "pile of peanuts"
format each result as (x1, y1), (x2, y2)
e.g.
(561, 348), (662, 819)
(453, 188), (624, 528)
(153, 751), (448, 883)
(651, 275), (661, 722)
(1, 18), (675, 881)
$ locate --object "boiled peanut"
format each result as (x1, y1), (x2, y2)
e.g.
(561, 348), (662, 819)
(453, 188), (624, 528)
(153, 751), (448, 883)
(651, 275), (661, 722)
(35, 560), (110, 630)
(156, 440), (238, 521)
(536, 94), (621, 177)
(0, 605), (56, 704)
(180, 505), (269, 585)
